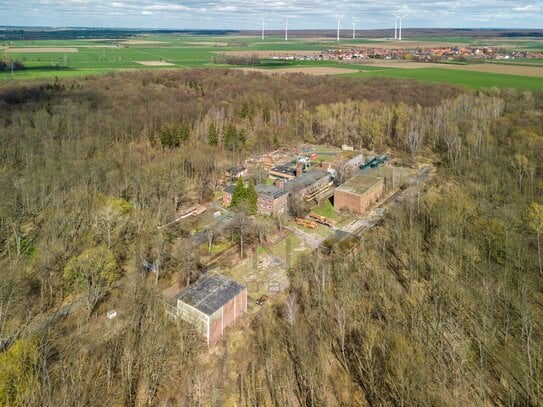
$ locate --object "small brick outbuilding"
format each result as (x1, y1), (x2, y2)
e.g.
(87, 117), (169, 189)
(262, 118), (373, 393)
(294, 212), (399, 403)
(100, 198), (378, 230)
(170, 273), (247, 345)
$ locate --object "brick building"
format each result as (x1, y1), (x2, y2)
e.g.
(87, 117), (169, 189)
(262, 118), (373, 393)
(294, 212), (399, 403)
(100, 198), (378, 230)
(256, 184), (289, 215)
(223, 183), (288, 215)
(284, 169), (333, 202)
(334, 167), (390, 214)
(222, 184), (235, 207)
(168, 273), (247, 345)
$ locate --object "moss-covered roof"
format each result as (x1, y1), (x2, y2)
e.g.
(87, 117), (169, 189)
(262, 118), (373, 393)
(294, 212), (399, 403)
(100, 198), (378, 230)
(335, 166), (390, 196)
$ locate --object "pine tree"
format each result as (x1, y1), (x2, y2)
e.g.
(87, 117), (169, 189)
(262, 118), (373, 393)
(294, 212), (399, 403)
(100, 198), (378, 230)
(208, 123), (218, 145)
(179, 123), (191, 143)
(230, 177), (246, 208)
(224, 124), (245, 152)
(246, 182), (258, 214)
(240, 101), (249, 119)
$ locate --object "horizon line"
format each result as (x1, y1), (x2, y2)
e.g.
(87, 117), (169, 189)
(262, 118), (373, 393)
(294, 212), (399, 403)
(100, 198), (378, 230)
(1, 25), (543, 31)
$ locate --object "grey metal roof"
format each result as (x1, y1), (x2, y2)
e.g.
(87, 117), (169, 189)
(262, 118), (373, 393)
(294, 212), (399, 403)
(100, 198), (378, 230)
(224, 184), (235, 194)
(284, 169), (331, 193)
(270, 165), (296, 177)
(256, 184), (288, 200)
(174, 273), (245, 316)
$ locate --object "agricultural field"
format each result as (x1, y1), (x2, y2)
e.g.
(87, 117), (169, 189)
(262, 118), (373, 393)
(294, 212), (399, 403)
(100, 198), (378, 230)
(340, 67), (543, 90)
(1, 33), (542, 89)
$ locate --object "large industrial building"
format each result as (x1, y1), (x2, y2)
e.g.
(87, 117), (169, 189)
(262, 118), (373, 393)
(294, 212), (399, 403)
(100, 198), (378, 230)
(224, 161), (332, 212)
(334, 167), (390, 214)
(284, 169), (333, 202)
(168, 273), (247, 345)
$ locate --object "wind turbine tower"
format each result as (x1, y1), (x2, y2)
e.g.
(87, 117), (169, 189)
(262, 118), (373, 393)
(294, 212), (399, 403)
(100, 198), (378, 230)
(352, 17), (359, 39)
(335, 15), (345, 42)
(284, 17), (289, 41)
(393, 15), (398, 40)
(398, 15), (407, 41)
(261, 18), (266, 40)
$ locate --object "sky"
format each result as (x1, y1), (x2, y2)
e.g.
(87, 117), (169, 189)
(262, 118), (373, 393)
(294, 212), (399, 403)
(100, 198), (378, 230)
(0, 0), (542, 30)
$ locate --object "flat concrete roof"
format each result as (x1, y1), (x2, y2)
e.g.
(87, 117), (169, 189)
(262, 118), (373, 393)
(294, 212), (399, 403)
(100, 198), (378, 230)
(174, 273), (245, 316)
(284, 169), (330, 193)
(335, 166), (390, 196)
(256, 184), (288, 199)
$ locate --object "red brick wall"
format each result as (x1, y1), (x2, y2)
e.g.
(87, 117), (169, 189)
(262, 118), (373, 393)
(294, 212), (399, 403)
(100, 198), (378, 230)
(258, 195), (288, 215)
(334, 180), (384, 214)
(257, 196), (273, 215)
(273, 195), (288, 214)
(209, 315), (222, 345)
(223, 191), (232, 207)
(223, 297), (235, 328)
(234, 288), (247, 318)
(208, 289), (247, 344)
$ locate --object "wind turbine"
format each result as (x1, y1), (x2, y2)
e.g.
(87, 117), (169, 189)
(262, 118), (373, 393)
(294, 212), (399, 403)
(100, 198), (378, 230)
(261, 18), (266, 40)
(284, 17), (289, 41)
(352, 17), (359, 40)
(393, 15), (398, 39)
(335, 15), (345, 42)
(397, 15), (407, 41)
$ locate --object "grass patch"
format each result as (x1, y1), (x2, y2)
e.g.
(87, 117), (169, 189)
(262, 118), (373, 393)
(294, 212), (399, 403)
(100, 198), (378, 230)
(210, 241), (232, 255)
(312, 199), (337, 219)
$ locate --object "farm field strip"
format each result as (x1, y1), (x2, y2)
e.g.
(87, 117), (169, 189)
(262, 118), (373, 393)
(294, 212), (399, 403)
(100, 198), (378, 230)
(363, 61), (543, 77)
(1, 35), (542, 88)
(4, 47), (80, 53)
(341, 67), (543, 89)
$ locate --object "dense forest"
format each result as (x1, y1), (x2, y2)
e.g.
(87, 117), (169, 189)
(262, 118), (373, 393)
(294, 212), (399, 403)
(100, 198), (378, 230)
(0, 70), (541, 405)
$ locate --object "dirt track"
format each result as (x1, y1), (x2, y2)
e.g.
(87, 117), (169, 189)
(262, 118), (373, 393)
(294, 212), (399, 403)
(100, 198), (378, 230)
(5, 47), (79, 53)
(135, 60), (175, 66)
(122, 40), (165, 45)
(219, 50), (322, 58)
(237, 67), (359, 75)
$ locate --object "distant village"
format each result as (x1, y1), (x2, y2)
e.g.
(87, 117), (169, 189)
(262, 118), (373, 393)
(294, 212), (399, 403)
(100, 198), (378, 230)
(272, 46), (543, 63)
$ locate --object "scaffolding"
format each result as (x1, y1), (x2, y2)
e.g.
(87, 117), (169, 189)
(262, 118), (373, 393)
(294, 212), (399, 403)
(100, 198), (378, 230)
(304, 181), (333, 201)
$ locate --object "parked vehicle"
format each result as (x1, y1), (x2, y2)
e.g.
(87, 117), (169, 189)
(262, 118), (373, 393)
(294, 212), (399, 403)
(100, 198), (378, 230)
(256, 295), (269, 306)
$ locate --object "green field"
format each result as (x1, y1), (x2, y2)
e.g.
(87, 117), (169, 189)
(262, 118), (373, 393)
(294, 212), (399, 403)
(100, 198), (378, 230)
(340, 67), (543, 90)
(1, 34), (542, 89)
